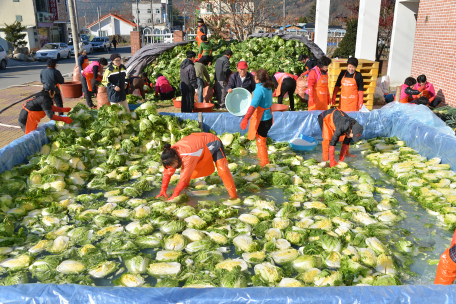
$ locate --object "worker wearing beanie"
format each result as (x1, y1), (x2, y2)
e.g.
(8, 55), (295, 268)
(240, 69), (274, 167)
(102, 53), (130, 113)
(318, 108), (363, 167)
(227, 61), (256, 94)
(307, 56), (332, 111)
(40, 59), (65, 115)
(156, 132), (237, 201)
(196, 18), (208, 48)
(18, 83), (72, 134)
(332, 57), (365, 112)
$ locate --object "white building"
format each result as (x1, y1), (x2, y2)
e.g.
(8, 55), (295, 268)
(132, 2), (165, 27)
(86, 14), (137, 37)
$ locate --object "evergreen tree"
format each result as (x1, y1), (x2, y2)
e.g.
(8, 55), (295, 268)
(3, 21), (26, 49)
(332, 18), (357, 58)
(298, 16), (307, 23)
(306, 1), (316, 23)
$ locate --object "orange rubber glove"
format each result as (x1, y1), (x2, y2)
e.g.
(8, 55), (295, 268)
(332, 87), (340, 106)
(52, 115), (72, 124)
(52, 106), (72, 112)
(167, 181), (186, 201)
(156, 174), (171, 199)
(358, 91), (364, 110)
(240, 106), (256, 130)
(329, 146), (338, 167)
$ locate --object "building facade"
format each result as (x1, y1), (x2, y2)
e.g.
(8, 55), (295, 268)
(86, 14), (137, 37)
(132, 2), (166, 28)
(0, 0), (70, 51)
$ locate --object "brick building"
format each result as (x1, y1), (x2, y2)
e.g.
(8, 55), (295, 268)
(410, 0), (456, 106)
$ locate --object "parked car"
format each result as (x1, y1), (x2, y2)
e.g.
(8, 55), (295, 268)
(0, 43), (7, 69)
(68, 34), (90, 44)
(36, 43), (71, 61)
(90, 37), (111, 51)
(69, 41), (93, 55)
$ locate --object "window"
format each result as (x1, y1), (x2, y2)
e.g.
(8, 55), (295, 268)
(156, 9), (159, 13)
(207, 3), (213, 12)
(16, 15), (22, 21)
(0, 45), (4, 52)
(13, 0), (19, 2)
(57, 0), (60, 3)
(148, 19), (151, 23)
(156, 18), (160, 23)
(147, 9), (151, 13)
(235, 3), (242, 13)
(36, 0), (47, 12)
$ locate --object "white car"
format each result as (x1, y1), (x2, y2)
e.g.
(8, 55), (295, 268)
(90, 37), (111, 51)
(0, 43), (7, 69)
(36, 43), (71, 61)
(69, 41), (93, 55)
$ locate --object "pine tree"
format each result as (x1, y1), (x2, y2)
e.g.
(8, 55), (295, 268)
(306, 1), (316, 23)
(3, 21), (27, 49)
(332, 18), (357, 58)
(298, 16), (307, 23)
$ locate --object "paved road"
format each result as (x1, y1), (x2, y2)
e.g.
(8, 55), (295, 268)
(0, 46), (131, 90)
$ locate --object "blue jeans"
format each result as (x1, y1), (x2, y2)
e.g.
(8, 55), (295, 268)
(197, 78), (204, 103)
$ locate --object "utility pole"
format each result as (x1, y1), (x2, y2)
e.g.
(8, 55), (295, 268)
(136, 0), (140, 31)
(68, 0), (79, 65)
(73, 0), (80, 36)
(97, 6), (101, 37)
(283, 0), (285, 34)
(150, 0), (154, 29)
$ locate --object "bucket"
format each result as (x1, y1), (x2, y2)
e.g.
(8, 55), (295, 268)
(193, 103), (214, 113)
(225, 88), (251, 116)
(173, 98), (182, 108)
(289, 134), (318, 151)
(60, 81), (82, 98)
(271, 104), (289, 112)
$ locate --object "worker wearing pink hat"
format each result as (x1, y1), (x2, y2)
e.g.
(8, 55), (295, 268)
(227, 61), (256, 94)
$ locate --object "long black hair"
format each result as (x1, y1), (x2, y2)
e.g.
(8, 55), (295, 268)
(161, 144), (181, 168)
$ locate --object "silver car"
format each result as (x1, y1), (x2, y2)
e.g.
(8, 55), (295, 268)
(0, 43), (7, 69)
(90, 37), (111, 51)
(36, 43), (71, 61)
(69, 41), (93, 55)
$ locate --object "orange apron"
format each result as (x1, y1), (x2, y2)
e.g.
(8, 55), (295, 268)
(198, 48), (212, 60)
(22, 99), (47, 134)
(400, 97), (410, 104)
(322, 109), (348, 142)
(196, 27), (205, 47)
(273, 73), (294, 97)
(339, 71), (359, 112)
(82, 58), (89, 70)
(85, 70), (103, 92)
(309, 67), (329, 111)
(190, 133), (216, 179)
(247, 106), (273, 140)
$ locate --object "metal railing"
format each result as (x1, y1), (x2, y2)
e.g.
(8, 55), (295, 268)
(143, 27), (173, 44)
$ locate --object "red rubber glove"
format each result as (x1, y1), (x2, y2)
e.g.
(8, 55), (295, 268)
(52, 106), (72, 112)
(156, 174), (171, 199)
(358, 91), (364, 110)
(167, 181), (186, 201)
(329, 146), (338, 168)
(308, 98), (314, 108)
(332, 87), (340, 106)
(52, 115), (72, 124)
(240, 106), (256, 130)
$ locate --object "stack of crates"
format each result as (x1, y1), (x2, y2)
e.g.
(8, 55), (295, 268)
(328, 59), (379, 110)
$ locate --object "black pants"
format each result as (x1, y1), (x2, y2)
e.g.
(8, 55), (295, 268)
(19, 121), (26, 133)
(429, 97), (442, 108)
(160, 88), (175, 100)
(53, 93), (63, 115)
(273, 77), (297, 111)
(81, 76), (95, 107)
(181, 82), (194, 113)
(207, 140), (226, 162)
(318, 114), (351, 145)
(113, 44), (117, 50)
(257, 118), (273, 138)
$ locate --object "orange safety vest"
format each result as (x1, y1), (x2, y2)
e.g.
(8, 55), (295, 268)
(322, 109), (349, 143)
(339, 71), (359, 112)
(273, 73), (295, 98)
(309, 67), (329, 111)
(189, 133), (216, 179)
(22, 98), (47, 134)
(247, 106), (273, 140)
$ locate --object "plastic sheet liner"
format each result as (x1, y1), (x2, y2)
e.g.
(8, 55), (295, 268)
(0, 121), (55, 174)
(2, 284), (456, 304)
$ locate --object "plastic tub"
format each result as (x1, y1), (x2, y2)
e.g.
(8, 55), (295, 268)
(193, 103), (214, 112)
(271, 104), (289, 112)
(173, 98), (182, 108)
(225, 88), (251, 116)
(289, 134), (318, 151)
(128, 104), (141, 111)
(60, 81), (82, 98)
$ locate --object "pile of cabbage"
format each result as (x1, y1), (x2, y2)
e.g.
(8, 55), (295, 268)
(0, 104), (416, 287)
(355, 137), (456, 231)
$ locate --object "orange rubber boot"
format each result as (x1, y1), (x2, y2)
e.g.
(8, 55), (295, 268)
(322, 140), (330, 162)
(216, 158), (238, 199)
(257, 135), (270, 167)
(346, 145), (355, 157)
(256, 134), (261, 160)
(434, 246), (456, 285)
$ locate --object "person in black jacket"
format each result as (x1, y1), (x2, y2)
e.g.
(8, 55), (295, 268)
(227, 61), (256, 94)
(214, 49), (233, 109)
(77, 50), (88, 74)
(40, 59), (65, 115)
(103, 53), (129, 113)
(318, 108), (363, 167)
(180, 51), (198, 113)
(112, 38), (117, 50)
(18, 83), (72, 134)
